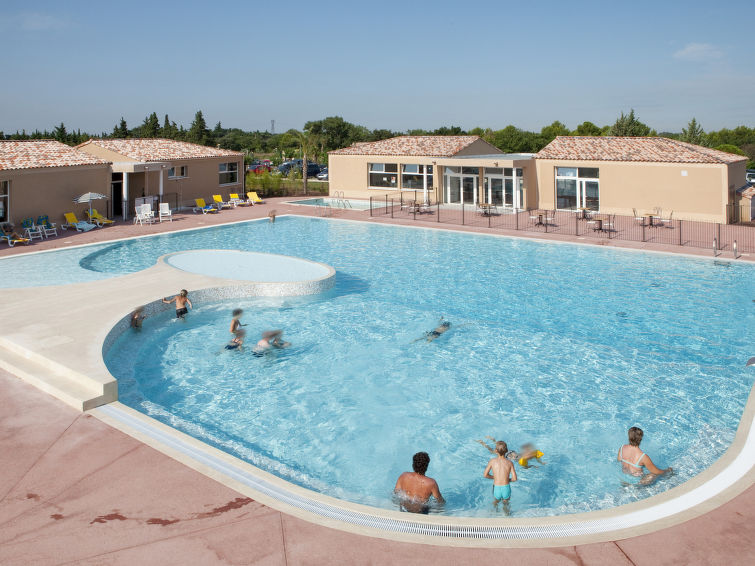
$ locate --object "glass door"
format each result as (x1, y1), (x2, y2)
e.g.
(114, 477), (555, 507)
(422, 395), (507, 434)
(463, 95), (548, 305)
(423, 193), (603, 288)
(447, 176), (461, 203)
(581, 180), (599, 211)
(485, 177), (504, 206)
(462, 176), (476, 205)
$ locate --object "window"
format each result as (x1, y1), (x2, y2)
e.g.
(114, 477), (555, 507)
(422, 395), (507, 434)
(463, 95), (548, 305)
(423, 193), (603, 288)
(219, 162), (239, 185)
(555, 167), (600, 211)
(368, 163), (398, 188)
(401, 164), (433, 191)
(0, 180), (8, 222)
(168, 165), (187, 178)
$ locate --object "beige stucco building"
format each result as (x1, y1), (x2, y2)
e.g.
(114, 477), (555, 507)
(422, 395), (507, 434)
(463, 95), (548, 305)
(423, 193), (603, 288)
(329, 135), (748, 223)
(0, 140), (111, 227)
(77, 139), (244, 219)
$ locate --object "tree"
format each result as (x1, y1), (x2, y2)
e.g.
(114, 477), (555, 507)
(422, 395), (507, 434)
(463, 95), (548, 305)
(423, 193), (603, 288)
(539, 121), (570, 145)
(304, 116), (369, 152)
(572, 121), (602, 136)
(608, 109), (652, 137)
(161, 114), (178, 139)
(112, 117), (129, 138)
(53, 122), (68, 143)
(296, 129), (320, 196)
(679, 118), (707, 146)
(138, 112), (160, 138)
(187, 110), (210, 146)
(714, 144), (746, 156)
(433, 126), (465, 136)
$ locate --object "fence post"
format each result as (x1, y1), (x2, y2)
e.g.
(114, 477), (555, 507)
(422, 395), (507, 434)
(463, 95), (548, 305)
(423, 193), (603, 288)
(391, 199), (394, 219)
(575, 212), (579, 236)
(462, 203), (465, 225)
(437, 201), (440, 223)
(488, 209), (491, 228)
(733, 240), (738, 259)
(717, 223), (721, 248)
(370, 196), (373, 217)
(679, 220), (682, 246)
(642, 222), (646, 243)
(516, 209), (519, 230)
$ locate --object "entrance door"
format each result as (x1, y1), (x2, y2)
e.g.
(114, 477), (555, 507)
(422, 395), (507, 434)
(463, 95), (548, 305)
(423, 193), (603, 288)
(111, 173), (123, 218)
(462, 176), (476, 205)
(486, 177), (504, 206)
(447, 176), (461, 203)
(581, 180), (599, 211)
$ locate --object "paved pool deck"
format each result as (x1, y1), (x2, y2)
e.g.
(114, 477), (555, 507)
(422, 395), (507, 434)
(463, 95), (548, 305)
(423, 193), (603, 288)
(1, 199), (753, 564)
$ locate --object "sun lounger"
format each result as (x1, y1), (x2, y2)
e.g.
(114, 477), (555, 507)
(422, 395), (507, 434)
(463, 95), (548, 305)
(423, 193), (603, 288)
(62, 212), (97, 232)
(229, 193), (250, 206)
(36, 216), (58, 238)
(193, 198), (219, 214)
(0, 222), (32, 246)
(246, 191), (264, 204)
(213, 194), (233, 209)
(85, 208), (115, 226)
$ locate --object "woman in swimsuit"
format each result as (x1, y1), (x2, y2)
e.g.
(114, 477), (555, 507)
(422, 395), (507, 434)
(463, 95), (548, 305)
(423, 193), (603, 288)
(618, 426), (672, 484)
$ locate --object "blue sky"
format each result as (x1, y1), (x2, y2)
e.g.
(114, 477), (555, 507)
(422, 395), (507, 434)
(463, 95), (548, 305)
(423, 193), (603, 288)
(1, 0), (752, 135)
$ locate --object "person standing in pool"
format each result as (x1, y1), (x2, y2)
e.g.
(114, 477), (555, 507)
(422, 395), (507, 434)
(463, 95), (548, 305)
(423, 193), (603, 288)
(230, 308), (245, 335)
(394, 452), (444, 514)
(618, 426), (672, 485)
(483, 440), (517, 513)
(163, 289), (192, 320)
(225, 328), (245, 350)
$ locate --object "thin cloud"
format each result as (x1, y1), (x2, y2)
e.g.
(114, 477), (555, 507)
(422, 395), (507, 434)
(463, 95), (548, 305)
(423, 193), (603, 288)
(673, 43), (723, 62)
(0, 12), (72, 32)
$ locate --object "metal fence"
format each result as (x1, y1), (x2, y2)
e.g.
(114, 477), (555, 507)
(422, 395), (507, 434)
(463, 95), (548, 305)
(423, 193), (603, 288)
(369, 196), (755, 255)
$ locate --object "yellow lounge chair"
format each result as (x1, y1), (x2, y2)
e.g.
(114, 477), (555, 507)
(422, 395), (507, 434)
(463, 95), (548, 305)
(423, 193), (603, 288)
(229, 193), (250, 206)
(246, 191), (264, 204)
(85, 208), (115, 226)
(213, 194), (232, 209)
(62, 212), (97, 232)
(193, 198), (218, 214)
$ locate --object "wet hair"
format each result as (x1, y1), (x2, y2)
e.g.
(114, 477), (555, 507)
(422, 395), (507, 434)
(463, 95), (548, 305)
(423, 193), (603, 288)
(232, 308), (243, 317)
(412, 451), (430, 475)
(180, 289), (188, 297)
(440, 321), (451, 328)
(628, 426), (644, 447)
(495, 441), (508, 456)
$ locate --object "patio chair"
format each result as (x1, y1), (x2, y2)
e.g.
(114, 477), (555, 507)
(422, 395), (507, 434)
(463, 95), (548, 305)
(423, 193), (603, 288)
(632, 208), (645, 225)
(85, 208), (114, 227)
(21, 218), (44, 241)
(603, 214), (615, 233)
(212, 194), (233, 209)
(246, 191), (264, 204)
(134, 204), (155, 225)
(193, 198), (218, 214)
(661, 210), (673, 228)
(62, 213), (97, 232)
(229, 193), (250, 206)
(36, 216), (58, 238)
(158, 202), (173, 222)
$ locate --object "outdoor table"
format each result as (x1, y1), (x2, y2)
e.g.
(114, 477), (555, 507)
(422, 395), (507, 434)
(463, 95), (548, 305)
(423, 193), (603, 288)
(644, 213), (657, 226)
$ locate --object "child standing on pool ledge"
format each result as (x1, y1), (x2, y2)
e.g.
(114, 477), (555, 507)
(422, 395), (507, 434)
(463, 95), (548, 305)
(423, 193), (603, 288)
(483, 440), (517, 513)
(163, 289), (192, 320)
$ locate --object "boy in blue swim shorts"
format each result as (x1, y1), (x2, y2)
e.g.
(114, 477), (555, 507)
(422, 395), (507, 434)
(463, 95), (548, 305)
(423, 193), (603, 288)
(484, 440), (517, 513)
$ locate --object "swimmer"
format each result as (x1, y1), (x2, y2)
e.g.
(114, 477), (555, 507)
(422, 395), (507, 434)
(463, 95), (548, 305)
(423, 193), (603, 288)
(413, 318), (451, 342)
(130, 306), (145, 328)
(225, 329), (245, 350)
(163, 289), (192, 320)
(394, 452), (444, 514)
(483, 440), (517, 513)
(268, 209), (277, 223)
(253, 330), (290, 354)
(230, 308), (246, 335)
(477, 437), (544, 467)
(618, 426), (672, 486)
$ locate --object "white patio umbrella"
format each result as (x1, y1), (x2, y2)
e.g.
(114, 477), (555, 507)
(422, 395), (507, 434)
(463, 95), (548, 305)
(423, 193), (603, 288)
(73, 192), (108, 220)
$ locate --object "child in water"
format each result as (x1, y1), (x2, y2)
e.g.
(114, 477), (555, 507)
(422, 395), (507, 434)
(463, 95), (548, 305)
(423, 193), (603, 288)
(477, 437), (545, 467)
(483, 440), (517, 513)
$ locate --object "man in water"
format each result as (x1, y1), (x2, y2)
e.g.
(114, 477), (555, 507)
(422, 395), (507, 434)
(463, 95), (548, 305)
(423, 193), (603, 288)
(414, 319), (451, 342)
(483, 440), (517, 513)
(394, 452), (444, 514)
(254, 330), (290, 354)
(163, 289), (192, 320)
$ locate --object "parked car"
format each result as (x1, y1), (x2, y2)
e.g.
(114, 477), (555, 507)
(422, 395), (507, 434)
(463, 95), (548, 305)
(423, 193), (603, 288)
(316, 168), (328, 181)
(746, 169), (755, 183)
(248, 163), (272, 174)
(278, 160), (321, 177)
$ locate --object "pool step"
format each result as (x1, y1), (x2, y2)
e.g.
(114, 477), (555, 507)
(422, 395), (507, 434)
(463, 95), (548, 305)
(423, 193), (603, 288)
(0, 340), (116, 411)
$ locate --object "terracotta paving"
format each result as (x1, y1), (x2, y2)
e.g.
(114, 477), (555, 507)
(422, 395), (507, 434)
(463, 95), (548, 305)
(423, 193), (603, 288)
(1, 198), (754, 565)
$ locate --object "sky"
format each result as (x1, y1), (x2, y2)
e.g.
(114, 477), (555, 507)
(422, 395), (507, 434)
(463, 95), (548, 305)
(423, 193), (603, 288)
(1, 0), (753, 135)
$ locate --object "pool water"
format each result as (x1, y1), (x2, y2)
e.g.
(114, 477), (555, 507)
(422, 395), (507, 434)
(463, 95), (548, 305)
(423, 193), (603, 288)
(97, 217), (755, 517)
(286, 197), (372, 210)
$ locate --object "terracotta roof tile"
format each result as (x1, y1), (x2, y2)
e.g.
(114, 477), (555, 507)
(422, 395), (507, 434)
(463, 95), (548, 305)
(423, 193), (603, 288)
(536, 136), (747, 164)
(78, 138), (243, 162)
(329, 136), (484, 157)
(0, 140), (109, 171)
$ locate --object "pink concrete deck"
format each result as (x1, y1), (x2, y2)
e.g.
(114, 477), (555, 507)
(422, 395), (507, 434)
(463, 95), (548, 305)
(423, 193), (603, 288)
(1, 199), (754, 564)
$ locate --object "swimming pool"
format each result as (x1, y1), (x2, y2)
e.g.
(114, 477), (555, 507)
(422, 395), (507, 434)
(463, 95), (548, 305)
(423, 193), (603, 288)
(95, 216), (755, 517)
(286, 197), (372, 210)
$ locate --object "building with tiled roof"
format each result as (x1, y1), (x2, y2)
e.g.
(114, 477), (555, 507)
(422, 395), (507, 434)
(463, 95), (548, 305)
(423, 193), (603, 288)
(536, 136), (747, 165)
(77, 138), (242, 162)
(329, 136), (502, 157)
(0, 140), (111, 226)
(76, 139), (244, 220)
(0, 140), (109, 171)
(328, 135), (747, 223)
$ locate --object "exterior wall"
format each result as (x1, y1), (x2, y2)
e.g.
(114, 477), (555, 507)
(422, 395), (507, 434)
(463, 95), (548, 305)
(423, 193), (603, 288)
(0, 165), (111, 226)
(535, 159), (730, 223)
(166, 156), (244, 210)
(328, 154), (439, 201)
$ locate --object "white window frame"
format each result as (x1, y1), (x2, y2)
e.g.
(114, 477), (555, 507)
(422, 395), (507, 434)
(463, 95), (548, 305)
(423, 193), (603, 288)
(219, 162), (240, 186)
(368, 163), (399, 190)
(168, 165), (188, 179)
(400, 164), (433, 192)
(0, 180), (8, 222)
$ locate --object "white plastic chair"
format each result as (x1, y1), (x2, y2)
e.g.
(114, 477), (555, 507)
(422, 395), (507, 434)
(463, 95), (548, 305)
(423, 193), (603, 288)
(159, 202), (173, 222)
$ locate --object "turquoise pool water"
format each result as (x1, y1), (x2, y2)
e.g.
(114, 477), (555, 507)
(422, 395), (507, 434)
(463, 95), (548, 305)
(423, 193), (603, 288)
(94, 217), (755, 517)
(286, 197), (372, 210)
